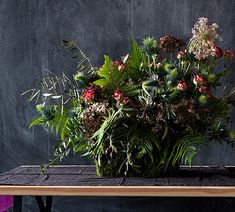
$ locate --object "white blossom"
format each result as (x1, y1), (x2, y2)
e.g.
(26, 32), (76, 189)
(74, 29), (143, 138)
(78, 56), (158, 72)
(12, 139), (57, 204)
(189, 17), (221, 60)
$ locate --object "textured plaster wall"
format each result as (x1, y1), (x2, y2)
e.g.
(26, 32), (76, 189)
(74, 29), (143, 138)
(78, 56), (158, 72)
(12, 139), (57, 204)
(0, 0), (235, 211)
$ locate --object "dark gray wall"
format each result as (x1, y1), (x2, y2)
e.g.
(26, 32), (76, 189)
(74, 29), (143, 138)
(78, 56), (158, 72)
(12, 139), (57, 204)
(0, 0), (235, 211)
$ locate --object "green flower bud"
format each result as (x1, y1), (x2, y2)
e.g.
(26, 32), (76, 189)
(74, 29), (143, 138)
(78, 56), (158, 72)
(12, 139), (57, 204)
(207, 74), (216, 83)
(170, 69), (178, 78)
(180, 61), (186, 66)
(36, 104), (44, 112)
(199, 95), (207, 105)
(74, 72), (85, 81)
(163, 62), (174, 71)
(166, 80), (172, 86)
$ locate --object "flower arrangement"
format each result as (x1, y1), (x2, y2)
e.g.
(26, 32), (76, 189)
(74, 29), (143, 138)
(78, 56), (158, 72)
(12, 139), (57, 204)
(24, 17), (234, 177)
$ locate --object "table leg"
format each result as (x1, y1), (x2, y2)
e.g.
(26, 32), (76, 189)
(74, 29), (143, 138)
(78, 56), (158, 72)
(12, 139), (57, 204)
(13, 196), (22, 212)
(46, 196), (53, 212)
(35, 196), (53, 212)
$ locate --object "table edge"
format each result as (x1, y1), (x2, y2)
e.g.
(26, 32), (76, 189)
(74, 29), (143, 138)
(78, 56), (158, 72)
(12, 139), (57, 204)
(1, 186), (235, 197)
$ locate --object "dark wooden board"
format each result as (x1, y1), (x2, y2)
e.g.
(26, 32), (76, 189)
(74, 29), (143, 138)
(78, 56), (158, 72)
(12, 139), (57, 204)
(1, 165), (235, 187)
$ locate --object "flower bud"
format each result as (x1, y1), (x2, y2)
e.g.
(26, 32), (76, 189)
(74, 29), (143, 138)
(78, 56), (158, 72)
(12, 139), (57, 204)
(211, 46), (223, 58)
(193, 74), (206, 85)
(176, 51), (185, 60)
(198, 84), (209, 94)
(118, 64), (126, 71)
(113, 61), (120, 67)
(199, 95), (207, 105)
(177, 80), (187, 91)
(112, 90), (124, 100)
(83, 89), (95, 102)
(36, 104), (44, 112)
(224, 49), (234, 60)
(120, 97), (129, 104)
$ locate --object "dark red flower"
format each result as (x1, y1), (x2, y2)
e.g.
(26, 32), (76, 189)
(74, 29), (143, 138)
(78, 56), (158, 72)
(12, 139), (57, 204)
(193, 74), (206, 85)
(206, 90), (213, 99)
(120, 97), (129, 104)
(113, 61), (120, 67)
(113, 61), (126, 71)
(224, 49), (234, 60)
(177, 80), (187, 91)
(112, 90), (124, 100)
(197, 84), (213, 99)
(176, 51), (185, 60)
(118, 64), (126, 71)
(83, 89), (95, 102)
(211, 46), (223, 58)
(198, 84), (209, 94)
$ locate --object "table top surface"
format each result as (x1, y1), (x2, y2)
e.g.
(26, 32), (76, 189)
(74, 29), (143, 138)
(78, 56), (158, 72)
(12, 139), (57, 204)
(1, 165), (235, 197)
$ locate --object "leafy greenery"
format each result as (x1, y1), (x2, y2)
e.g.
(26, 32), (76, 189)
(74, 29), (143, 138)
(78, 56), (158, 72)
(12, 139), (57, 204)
(24, 19), (235, 177)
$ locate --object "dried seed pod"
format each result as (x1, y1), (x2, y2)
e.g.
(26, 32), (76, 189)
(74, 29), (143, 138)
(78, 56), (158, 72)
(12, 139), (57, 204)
(159, 35), (184, 52)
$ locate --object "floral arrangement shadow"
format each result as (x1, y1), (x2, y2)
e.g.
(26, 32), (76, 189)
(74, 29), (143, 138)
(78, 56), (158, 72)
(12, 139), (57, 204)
(23, 17), (235, 177)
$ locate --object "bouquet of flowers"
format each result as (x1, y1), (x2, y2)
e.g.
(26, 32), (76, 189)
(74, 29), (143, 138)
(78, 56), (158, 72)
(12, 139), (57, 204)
(24, 17), (234, 177)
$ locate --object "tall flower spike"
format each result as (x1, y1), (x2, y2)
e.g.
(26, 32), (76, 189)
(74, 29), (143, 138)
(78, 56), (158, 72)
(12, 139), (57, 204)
(189, 17), (221, 60)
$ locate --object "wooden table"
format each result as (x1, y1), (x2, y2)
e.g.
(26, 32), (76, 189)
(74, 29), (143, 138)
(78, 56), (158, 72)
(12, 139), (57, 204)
(1, 165), (235, 212)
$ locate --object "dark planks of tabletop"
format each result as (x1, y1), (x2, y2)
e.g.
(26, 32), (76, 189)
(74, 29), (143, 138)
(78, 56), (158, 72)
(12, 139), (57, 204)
(1, 165), (235, 187)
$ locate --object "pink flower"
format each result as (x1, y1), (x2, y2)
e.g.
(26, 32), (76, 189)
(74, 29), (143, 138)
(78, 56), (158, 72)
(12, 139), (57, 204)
(197, 84), (213, 99)
(224, 49), (234, 60)
(120, 97), (129, 104)
(112, 90), (124, 100)
(118, 64), (126, 71)
(113, 61), (126, 71)
(211, 46), (223, 58)
(177, 80), (188, 91)
(198, 84), (209, 94)
(83, 89), (95, 102)
(113, 61), (120, 67)
(193, 74), (206, 85)
(176, 51), (185, 60)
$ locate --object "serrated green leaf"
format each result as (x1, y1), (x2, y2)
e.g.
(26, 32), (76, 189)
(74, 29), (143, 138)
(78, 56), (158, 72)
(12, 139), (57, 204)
(93, 79), (110, 87)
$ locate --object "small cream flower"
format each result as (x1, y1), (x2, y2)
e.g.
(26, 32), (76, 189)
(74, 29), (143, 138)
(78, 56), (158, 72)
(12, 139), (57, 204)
(189, 17), (221, 60)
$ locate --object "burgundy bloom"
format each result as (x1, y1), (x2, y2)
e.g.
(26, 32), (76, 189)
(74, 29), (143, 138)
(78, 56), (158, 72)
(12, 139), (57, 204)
(206, 90), (213, 99)
(113, 61), (121, 67)
(83, 89), (95, 102)
(112, 90), (124, 100)
(176, 51), (185, 60)
(211, 46), (223, 58)
(177, 80), (187, 91)
(193, 74), (206, 85)
(224, 49), (234, 60)
(118, 64), (126, 71)
(198, 84), (209, 94)
(113, 61), (126, 71)
(197, 84), (213, 99)
(120, 97), (129, 104)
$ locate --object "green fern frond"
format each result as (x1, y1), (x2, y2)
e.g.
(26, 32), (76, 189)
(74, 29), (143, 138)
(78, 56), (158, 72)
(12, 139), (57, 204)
(62, 40), (97, 79)
(167, 135), (205, 167)
(90, 109), (124, 154)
